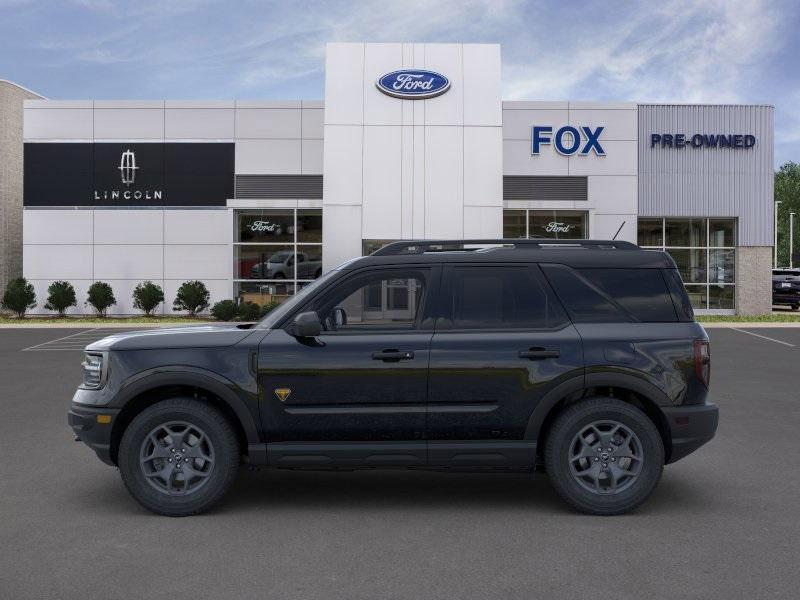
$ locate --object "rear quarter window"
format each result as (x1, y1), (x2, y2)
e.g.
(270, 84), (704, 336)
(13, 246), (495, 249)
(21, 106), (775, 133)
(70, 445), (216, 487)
(541, 265), (678, 323)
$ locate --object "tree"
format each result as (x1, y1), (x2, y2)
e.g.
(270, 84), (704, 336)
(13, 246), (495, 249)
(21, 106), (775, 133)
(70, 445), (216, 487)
(776, 162), (800, 267)
(259, 300), (282, 318)
(44, 281), (77, 317)
(173, 280), (210, 316)
(236, 301), (261, 321)
(132, 281), (164, 316)
(86, 282), (116, 317)
(210, 299), (237, 321)
(1, 277), (36, 318)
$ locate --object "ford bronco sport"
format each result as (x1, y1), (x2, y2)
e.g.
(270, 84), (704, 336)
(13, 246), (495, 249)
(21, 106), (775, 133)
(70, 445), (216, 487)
(68, 239), (718, 516)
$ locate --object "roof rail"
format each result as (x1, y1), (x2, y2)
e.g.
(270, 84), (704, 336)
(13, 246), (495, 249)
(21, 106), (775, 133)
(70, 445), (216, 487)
(371, 239), (639, 256)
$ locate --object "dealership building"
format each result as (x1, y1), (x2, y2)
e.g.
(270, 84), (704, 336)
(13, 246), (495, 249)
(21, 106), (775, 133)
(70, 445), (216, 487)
(2, 42), (774, 315)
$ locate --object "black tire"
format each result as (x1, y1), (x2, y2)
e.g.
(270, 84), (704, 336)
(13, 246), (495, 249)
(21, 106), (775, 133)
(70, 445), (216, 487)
(544, 397), (664, 515)
(118, 398), (239, 516)
(792, 304), (799, 311)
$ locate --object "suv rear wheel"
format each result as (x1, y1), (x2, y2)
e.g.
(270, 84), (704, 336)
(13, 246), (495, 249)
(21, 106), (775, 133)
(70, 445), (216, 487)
(118, 398), (239, 516)
(544, 397), (664, 515)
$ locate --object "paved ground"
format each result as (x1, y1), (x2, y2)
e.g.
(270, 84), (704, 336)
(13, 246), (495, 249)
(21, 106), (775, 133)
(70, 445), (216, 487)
(1, 327), (799, 600)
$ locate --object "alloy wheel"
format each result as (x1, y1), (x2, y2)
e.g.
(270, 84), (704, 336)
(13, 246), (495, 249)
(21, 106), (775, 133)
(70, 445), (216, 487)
(139, 421), (215, 496)
(568, 420), (643, 495)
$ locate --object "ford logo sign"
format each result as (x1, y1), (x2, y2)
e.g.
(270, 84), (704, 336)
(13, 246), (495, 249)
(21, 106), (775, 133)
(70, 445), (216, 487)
(376, 69), (450, 99)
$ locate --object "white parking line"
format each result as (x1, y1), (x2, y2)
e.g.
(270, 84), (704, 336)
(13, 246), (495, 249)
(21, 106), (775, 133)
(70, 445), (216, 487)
(730, 328), (796, 347)
(22, 328), (99, 351)
(20, 328), (135, 352)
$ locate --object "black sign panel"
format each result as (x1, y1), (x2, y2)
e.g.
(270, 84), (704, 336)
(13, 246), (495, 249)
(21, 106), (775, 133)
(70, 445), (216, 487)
(24, 143), (234, 207)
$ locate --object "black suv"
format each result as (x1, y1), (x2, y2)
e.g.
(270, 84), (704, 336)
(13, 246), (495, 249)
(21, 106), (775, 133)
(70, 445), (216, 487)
(68, 239), (718, 516)
(772, 268), (800, 310)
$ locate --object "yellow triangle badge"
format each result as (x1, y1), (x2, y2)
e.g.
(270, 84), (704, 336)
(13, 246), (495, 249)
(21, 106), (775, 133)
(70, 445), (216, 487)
(274, 388), (291, 402)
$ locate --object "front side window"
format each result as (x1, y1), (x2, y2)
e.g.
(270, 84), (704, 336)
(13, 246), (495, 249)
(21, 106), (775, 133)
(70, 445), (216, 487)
(444, 266), (567, 330)
(312, 270), (429, 332)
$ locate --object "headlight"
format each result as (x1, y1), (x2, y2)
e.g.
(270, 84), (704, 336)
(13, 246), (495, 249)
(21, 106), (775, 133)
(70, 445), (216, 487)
(81, 352), (108, 389)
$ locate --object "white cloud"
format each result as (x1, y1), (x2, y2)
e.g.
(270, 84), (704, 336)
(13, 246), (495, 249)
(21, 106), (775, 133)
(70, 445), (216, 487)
(502, 0), (784, 103)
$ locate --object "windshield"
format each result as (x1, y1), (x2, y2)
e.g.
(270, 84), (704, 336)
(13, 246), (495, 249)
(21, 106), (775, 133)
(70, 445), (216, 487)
(268, 252), (292, 263)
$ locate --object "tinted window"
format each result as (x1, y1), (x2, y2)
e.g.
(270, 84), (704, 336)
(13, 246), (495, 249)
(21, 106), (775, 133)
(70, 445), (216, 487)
(445, 266), (567, 329)
(542, 265), (677, 323)
(579, 269), (677, 322)
(663, 268), (695, 321)
(312, 270), (428, 332)
(541, 265), (626, 323)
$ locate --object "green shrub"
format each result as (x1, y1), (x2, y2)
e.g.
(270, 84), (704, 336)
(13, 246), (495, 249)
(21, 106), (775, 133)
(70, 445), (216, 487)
(210, 299), (237, 321)
(259, 300), (282, 318)
(132, 281), (164, 316)
(86, 282), (116, 317)
(236, 301), (261, 322)
(1, 277), (36, 318)
(173, 280), (210, 316)
(44, 280), (77, 317)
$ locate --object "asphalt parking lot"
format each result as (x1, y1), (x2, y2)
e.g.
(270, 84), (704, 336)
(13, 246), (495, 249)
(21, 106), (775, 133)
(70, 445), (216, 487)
(1, 327), (799, 599)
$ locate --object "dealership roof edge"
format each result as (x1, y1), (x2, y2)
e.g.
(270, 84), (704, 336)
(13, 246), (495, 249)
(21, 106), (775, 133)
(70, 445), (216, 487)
(23, 97), (773, 109)
(0, 79), (45, 99)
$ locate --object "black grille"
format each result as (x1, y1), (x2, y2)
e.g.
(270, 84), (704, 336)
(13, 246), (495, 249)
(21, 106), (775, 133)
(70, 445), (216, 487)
(503, 176), (587, 201)
(235, 175), (323, 199)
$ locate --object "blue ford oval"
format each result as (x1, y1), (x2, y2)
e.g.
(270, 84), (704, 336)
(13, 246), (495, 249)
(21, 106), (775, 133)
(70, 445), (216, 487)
(376, 69), (450, 99)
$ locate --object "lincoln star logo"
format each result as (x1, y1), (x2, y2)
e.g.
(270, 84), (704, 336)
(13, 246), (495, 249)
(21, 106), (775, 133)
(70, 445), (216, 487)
(95, 147), (162, 202)
(274, 388), (291, 402)
(376, 69), (450, 99)
(118, 149), (138, 186)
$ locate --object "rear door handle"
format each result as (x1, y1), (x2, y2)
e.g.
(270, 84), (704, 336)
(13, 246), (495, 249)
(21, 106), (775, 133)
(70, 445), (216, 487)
(372, 349), (415, 362)
(519, 348), (560, 360)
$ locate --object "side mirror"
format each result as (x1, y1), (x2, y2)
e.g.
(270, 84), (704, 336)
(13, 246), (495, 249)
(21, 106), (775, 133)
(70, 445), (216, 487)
(288, 311), (321, 338)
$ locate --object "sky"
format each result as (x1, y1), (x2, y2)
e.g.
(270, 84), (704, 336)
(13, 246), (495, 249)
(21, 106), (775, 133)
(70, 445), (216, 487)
(1, 0), (799, 166)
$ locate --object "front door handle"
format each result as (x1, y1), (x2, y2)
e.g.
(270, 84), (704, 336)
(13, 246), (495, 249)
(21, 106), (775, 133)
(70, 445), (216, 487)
(372, 349), (415, 362)
(519, 347), (560, 360)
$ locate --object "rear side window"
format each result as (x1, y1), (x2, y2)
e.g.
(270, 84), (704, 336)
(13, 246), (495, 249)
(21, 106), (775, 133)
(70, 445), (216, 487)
(541, 265), (678, 323)
(663, 268), (695, 321)
(443, 266), (567, 330)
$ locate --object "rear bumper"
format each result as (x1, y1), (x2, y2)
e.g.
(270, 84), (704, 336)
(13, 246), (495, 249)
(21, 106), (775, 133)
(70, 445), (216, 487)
(662, 402), (719, 464)
(67, 404), (120, 466)
(772, 290), (800, 305)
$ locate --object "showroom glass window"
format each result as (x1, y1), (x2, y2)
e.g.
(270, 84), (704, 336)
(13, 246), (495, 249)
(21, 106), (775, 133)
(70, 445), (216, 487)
(637, 218), (736, 310)
(503, 209), (588, 239)
(234, 209), (322, 305)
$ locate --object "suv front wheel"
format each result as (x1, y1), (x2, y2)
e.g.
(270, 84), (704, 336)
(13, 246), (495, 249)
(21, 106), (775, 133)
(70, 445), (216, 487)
(545, 397), (664, 515)
(118, 398), (240, 516)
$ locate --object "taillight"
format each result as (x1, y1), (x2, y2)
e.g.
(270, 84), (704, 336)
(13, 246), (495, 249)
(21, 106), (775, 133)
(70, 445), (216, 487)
(693, 339), (710, 388)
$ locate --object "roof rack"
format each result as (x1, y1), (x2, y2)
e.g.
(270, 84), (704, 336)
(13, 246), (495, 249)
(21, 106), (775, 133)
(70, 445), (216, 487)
(371, 239), (639, 256)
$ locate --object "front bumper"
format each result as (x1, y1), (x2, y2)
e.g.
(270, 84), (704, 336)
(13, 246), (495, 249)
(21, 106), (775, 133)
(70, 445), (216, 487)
(662, 402), (719, 464)
(68, 404), (121, 466)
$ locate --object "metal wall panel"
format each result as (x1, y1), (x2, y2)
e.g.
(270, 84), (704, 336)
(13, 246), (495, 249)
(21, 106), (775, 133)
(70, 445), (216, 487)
(503, 176), (587, 201)
(235, 174), (323, 199)
(638, 104), (774, 246)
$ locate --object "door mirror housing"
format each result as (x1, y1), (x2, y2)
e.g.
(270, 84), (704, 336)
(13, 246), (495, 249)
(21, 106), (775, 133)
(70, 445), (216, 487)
(288, 311), (322, 338)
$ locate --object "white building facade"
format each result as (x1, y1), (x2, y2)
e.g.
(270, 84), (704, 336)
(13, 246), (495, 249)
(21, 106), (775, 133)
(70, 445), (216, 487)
(19, 42), (774, 315)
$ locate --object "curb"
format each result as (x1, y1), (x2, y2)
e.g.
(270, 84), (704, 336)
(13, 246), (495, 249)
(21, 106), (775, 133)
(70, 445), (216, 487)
(699, 322), (800, 328)
(0, 322), (217, 329)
